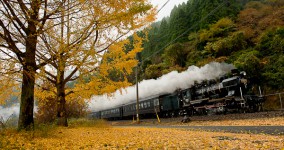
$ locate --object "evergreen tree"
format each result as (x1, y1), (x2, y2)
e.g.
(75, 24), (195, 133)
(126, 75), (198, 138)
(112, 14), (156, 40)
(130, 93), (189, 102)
(157, 18), (169, 51)
(168, 6), (188, 43)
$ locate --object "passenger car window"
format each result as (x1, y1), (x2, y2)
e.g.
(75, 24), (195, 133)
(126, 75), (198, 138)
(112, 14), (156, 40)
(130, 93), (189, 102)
(154, 99), (159, 106)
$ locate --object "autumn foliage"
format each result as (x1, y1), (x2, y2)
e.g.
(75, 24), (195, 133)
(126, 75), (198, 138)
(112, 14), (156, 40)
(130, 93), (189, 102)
(35, 82), (88, 124)
(73, 33), (146, 98)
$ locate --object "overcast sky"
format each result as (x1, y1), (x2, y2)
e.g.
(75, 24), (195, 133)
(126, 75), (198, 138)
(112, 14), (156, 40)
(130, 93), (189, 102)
(151, 0), (189, 21)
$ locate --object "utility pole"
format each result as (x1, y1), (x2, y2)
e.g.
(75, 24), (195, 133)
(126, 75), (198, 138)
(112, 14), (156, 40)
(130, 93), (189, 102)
(136, 64), (140, 123)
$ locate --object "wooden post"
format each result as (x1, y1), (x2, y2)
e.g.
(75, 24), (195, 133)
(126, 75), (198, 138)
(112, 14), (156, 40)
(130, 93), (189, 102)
(154, 107), (161, 123)
(279, 93), (283, 111)
(136, 65), (140, 123)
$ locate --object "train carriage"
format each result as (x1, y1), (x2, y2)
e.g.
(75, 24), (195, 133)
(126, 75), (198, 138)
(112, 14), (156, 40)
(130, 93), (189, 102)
(123, 96), (160, 118)
(89, 111), (101, 119)
(159, 93), (181, 117)
(100, 107), (122, 120)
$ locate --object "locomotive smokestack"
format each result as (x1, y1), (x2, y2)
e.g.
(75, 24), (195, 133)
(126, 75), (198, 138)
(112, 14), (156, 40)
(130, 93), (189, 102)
(231, 69), (239, 76)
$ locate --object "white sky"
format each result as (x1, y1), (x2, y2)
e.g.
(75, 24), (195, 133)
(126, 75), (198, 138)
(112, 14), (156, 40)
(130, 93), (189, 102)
(151, 0), (189, 21)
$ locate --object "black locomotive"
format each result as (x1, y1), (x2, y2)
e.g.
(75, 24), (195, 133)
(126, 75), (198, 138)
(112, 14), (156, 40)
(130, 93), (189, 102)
(90, 69), (264, 120)
(179, 69), (264, 116)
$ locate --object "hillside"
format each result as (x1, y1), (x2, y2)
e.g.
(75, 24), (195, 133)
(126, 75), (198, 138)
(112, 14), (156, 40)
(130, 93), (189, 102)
(133, 0), (283, 91)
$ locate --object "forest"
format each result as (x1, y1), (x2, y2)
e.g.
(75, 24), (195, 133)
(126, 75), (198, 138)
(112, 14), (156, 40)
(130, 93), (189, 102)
(135, 0), (283, 91)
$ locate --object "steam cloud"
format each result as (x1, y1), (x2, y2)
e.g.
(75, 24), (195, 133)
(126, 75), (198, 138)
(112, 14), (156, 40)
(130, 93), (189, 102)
(0, 103), (38, 123)
(88, 62), (235, 111)
(0, 103), (20, 121)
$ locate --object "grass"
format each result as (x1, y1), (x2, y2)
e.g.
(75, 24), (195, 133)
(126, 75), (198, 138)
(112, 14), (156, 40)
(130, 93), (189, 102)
(68, 118), (110, 128)
(0, 118), (110, 139)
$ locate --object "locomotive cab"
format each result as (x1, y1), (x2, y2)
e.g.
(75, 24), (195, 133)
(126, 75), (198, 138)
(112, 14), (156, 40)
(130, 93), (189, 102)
(222, 71), (248, 98)
(179, 89), (192, 107)
(222, 76), (240, 97)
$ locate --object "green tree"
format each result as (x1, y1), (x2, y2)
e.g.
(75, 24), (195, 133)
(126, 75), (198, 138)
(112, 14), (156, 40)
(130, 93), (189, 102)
(156, 18), (170, 51)
(204, 31), (247, 57)
(234, 50), (262, 83)
(257, 27), (284, 56)
(144, 64), (164, 79)
(262, 55), (284, 89)
(162, 43), (188, 67)
(168, 5), (188, 43)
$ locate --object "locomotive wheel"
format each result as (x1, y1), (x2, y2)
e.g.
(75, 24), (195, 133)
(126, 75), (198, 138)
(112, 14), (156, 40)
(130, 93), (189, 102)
(223, 108), (228, 115)
(258, 103), (264, 112)
(238, 108), (246, 113)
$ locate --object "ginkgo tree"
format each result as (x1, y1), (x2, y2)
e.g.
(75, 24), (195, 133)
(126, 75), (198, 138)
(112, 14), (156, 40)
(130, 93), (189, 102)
(0, 0), (70, 130)
(35, 0), (155, 126)
(0, 0), (155, 129)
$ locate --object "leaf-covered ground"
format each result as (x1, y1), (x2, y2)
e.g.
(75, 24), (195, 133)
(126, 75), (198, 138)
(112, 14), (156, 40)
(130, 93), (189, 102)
(1, 113), (284, 149)
(1, 126), (284, 149)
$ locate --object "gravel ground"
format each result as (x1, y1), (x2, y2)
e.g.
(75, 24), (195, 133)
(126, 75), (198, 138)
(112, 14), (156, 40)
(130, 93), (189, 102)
(110, 111), (284, 126)
(110, 111), (284, 136)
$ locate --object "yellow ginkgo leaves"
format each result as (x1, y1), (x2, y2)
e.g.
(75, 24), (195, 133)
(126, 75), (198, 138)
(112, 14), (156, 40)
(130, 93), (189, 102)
(1, 126), (283, 149)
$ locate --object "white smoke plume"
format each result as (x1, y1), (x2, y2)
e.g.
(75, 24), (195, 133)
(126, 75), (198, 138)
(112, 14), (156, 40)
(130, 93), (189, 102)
(88, 62), (235, 111)
(0, 103), (38, 122)
(0, 103), (20, 121)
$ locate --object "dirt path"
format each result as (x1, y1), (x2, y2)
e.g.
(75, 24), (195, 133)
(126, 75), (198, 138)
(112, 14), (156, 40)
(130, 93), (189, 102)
(117, 125), (284, 135)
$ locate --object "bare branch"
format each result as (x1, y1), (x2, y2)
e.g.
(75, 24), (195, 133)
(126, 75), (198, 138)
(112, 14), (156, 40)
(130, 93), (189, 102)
(63, 67), (78, 84)
(1, 0), (27, 32)
(38, 0), (67, 33)
(0, 49), (19, 62)
(65, 91), (74, 96)
(45, 70), (57, 81)
(17, 0), (29, 20)
(0, 20), (24, 63)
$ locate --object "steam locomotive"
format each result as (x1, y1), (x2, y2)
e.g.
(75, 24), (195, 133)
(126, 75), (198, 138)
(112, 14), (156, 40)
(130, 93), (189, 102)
(90, 69), (265, 120)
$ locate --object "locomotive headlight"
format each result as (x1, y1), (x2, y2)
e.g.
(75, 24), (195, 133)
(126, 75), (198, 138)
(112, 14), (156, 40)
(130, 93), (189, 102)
(240, 71), (246, 76)
(228, 90), (235, 96)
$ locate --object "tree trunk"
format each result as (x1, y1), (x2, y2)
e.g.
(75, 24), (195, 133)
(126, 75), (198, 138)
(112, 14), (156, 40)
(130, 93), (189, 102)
(18, 65), (36, 130)
(18, 2), (38, 130)
(56, 70), (68, 126)
(18, 32), (37, 130)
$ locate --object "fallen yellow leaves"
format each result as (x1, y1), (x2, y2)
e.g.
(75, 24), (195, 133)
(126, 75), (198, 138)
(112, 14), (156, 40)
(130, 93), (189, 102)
(1, 126), (283, 149)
